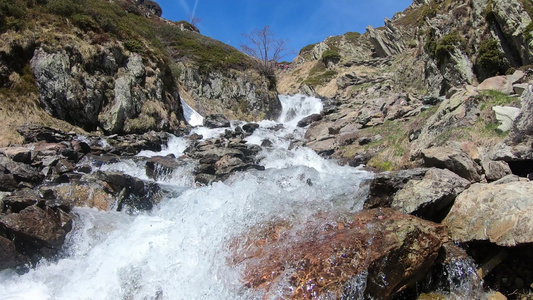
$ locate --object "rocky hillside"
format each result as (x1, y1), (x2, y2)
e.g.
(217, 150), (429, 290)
(280, 0), (533, 98)
(279, 0), (533, 172)
(0, 0), (280, 146)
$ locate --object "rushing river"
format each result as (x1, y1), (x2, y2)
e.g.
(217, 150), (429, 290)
(0, 95), (376, 299)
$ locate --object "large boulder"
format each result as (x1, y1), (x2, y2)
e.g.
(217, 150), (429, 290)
(231, 208), (447, 299)
(443, 181), (533, 246)
(391, 168), (470, 221)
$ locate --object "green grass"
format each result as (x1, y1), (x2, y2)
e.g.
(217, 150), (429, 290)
(479, 90), (518, 110)
(303, 62), (337, 86)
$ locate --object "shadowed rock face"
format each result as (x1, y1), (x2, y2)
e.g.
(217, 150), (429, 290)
(230, 208), (447, 299)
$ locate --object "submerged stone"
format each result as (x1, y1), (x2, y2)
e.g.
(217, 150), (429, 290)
(230, 208), (447, 299)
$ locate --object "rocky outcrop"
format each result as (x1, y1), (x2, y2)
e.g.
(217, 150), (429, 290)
(366, 19), (405, 58)
(421, 146), (482, 182)
(177, 64), (281, 121)
(31, 47), (183, 134)
(231, 208), (447, 299)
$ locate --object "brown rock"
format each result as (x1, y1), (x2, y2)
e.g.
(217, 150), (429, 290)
(0, 236), (29, 270)
(0, 206), (70, 258)
(231, 208), (447, 299)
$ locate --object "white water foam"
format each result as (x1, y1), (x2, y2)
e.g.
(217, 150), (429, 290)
(0, 95), (372, 300)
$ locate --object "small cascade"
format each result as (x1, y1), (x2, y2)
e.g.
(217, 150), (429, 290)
(181, 99), (204, 126)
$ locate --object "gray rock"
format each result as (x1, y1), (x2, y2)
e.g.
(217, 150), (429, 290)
(391, 168), (470, 221)
(145, 155), (181, 180)
(443, 181), (533, 246)
(492, 106), (521, 132)
(422, 147), (482, 182)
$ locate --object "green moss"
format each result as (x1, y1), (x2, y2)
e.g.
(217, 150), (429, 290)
(479, 90), (518, 109)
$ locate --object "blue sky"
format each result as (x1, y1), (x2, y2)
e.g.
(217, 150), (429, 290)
(157, 0), (413, 61)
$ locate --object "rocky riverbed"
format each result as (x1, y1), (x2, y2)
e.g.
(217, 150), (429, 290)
(1, 93), (532, 299)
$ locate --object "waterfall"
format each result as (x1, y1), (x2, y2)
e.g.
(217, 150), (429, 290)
(0, 95), (372, 299)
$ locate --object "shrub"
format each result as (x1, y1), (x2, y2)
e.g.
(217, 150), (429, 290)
(476, 39), (509, 79)
(321, 49), (341, 64)
(345, 32), (361, 41)
(299, 43), (316, 55)
(426, 30), (465, 66)
(45, 0), (82, 17)
(124, 39), (144, 53)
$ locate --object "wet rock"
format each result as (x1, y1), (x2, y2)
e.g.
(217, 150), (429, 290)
(145, 155), (181, 180)
(0, 206), (72, 264)
(0, 235), (29, 270)
(391, 168), (470, 221)
(296, 113), (322, 127)
(204, 114), (230, 128)
(242, 123), (259, 134)
(2, 189), (39, 213)
(185, 137), (264, 183)
(0, 156), (44, 186)
(365, 168), (429, 209)
(422, 147), (482, 182)
(443, 181), (533, 246)
(93, 171), (163, 212)
(231, 208), (447, 299)
(52, 181), (116, 211)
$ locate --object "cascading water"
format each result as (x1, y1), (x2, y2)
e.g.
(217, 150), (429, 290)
(0, 95), (481, 299)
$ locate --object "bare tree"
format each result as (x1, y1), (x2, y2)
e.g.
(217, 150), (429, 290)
(188, 14), (201, 26)
(240, 26), (289, 75)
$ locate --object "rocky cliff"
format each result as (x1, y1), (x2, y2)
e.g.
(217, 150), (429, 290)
(0, 0), (280, 145)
